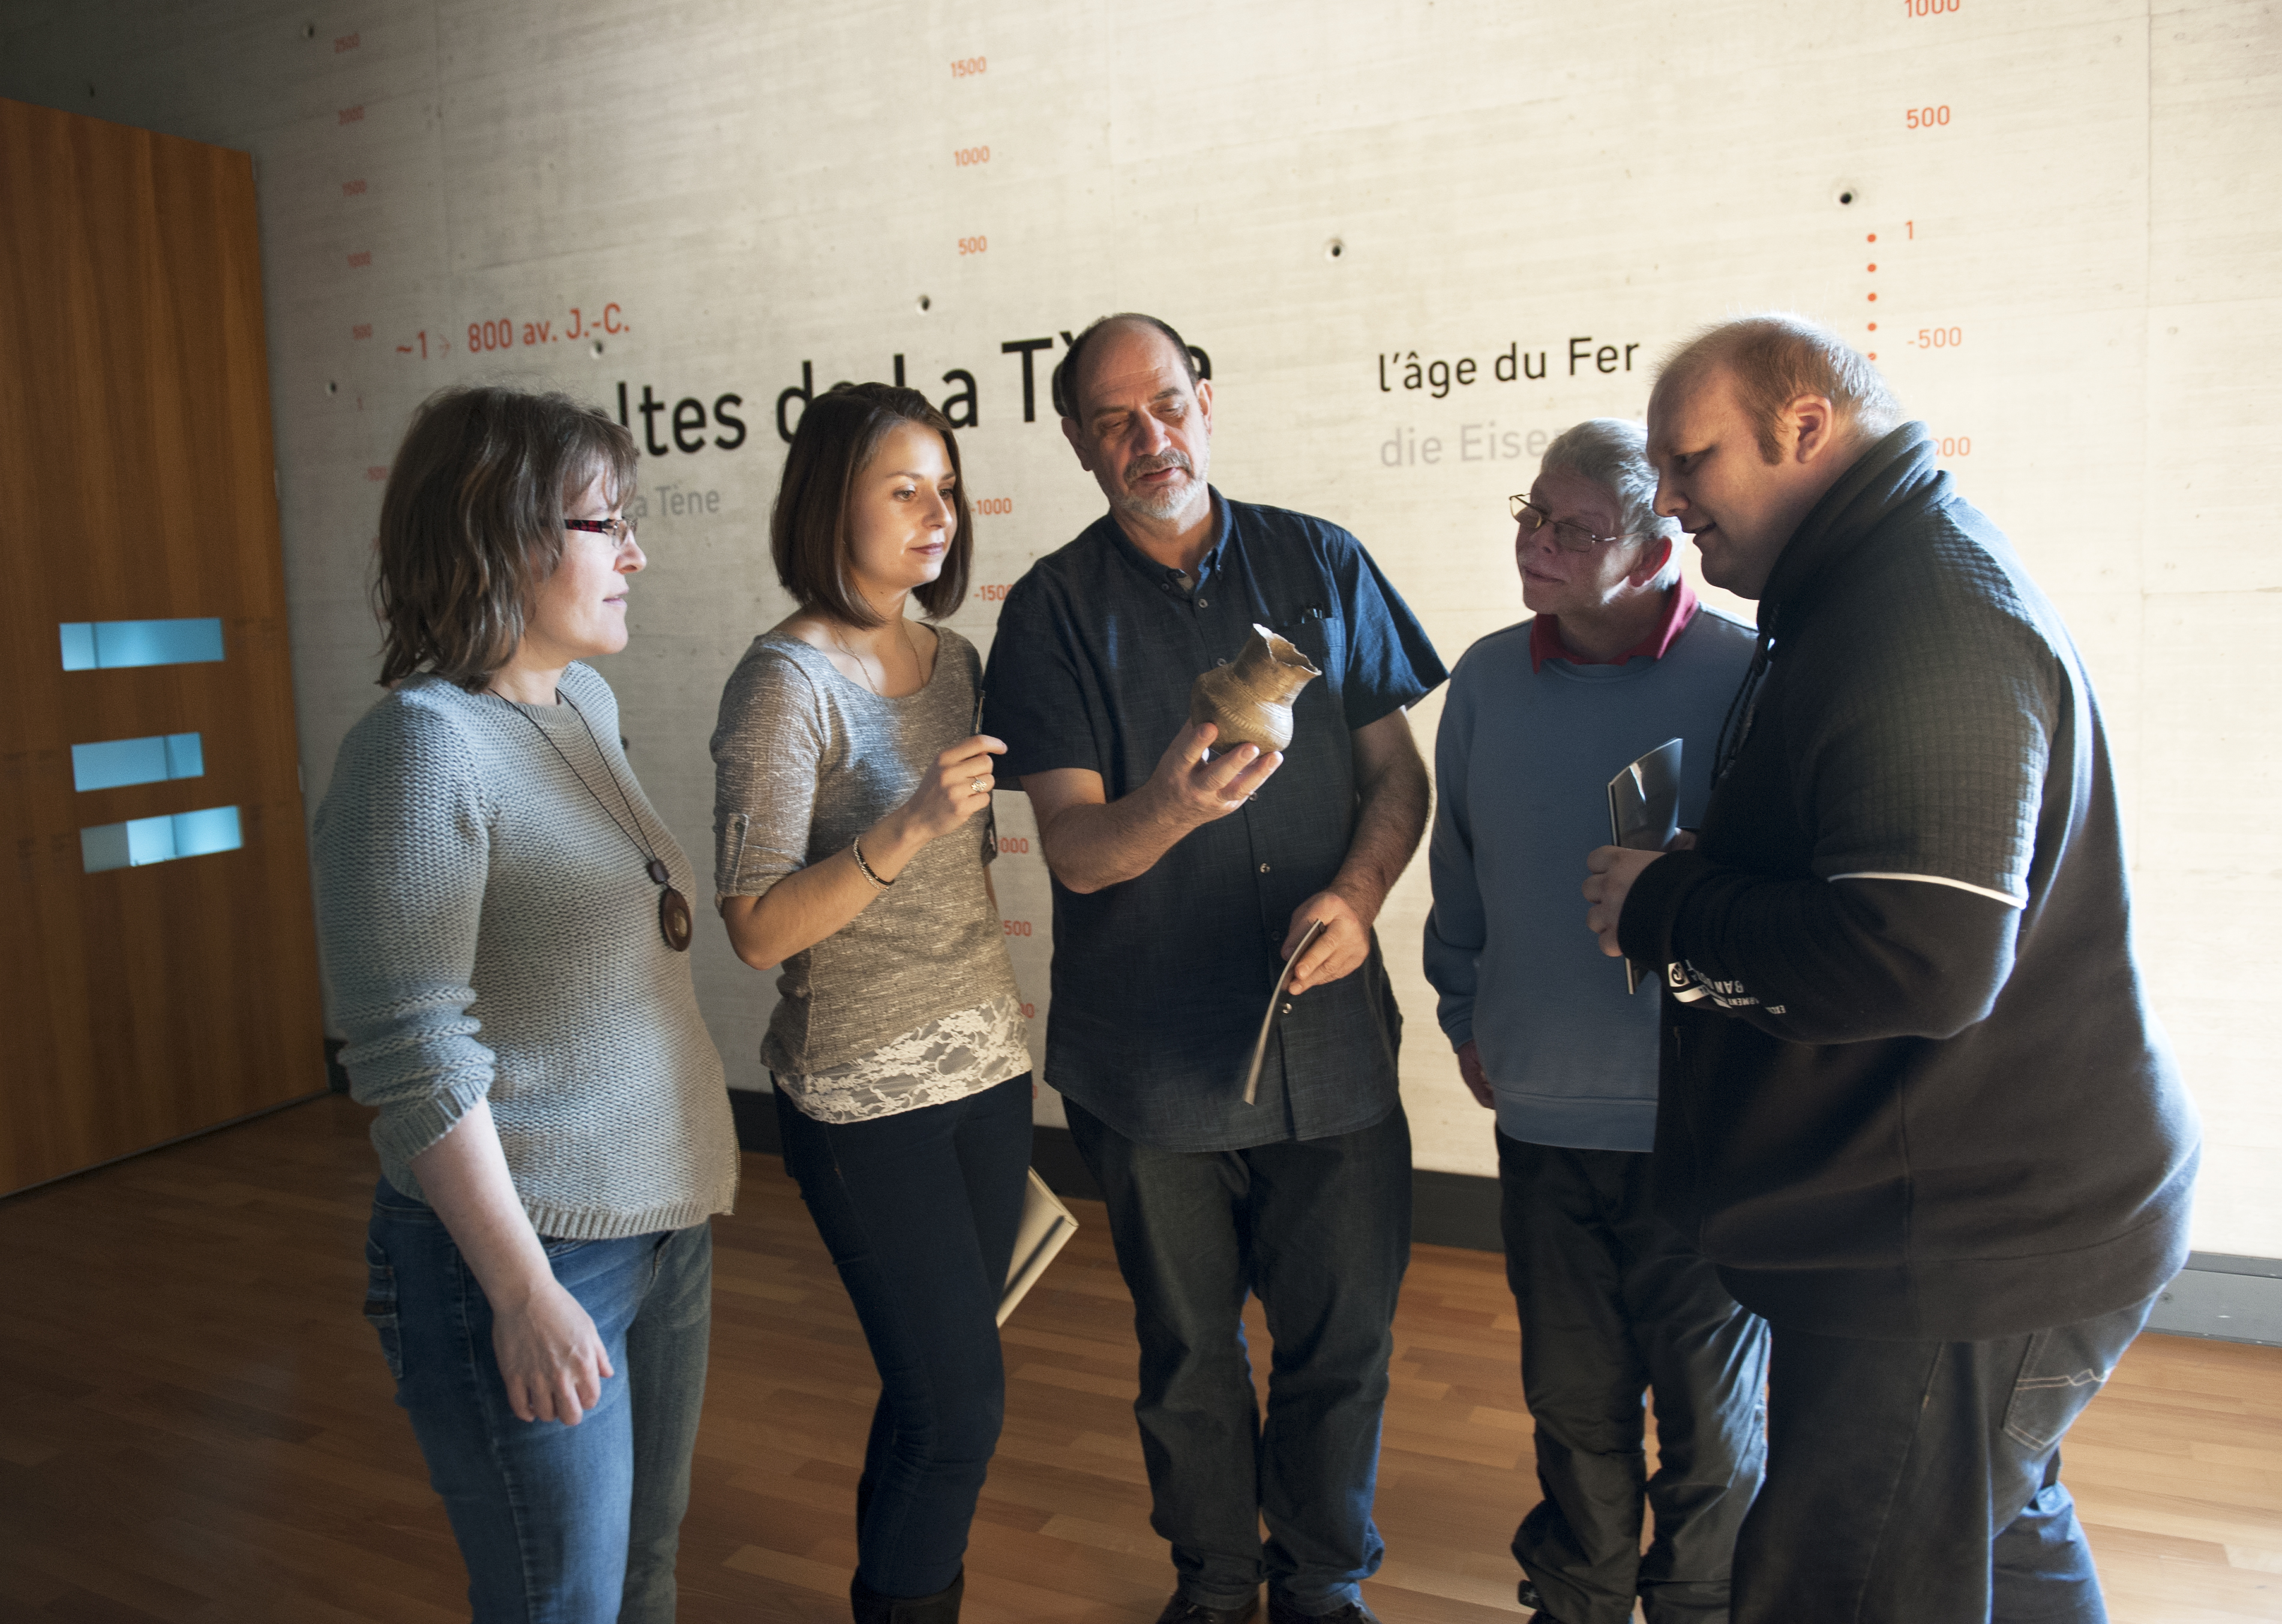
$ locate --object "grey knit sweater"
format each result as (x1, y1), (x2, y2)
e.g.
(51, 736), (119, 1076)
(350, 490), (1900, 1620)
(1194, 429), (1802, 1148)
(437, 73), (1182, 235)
(313, 664), (739, 1239)
(710, 627), (1020, 1077)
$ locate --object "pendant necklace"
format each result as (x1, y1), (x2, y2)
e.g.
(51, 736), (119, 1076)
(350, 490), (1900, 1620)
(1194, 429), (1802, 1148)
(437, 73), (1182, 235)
(829, 616), (916, 696)
(497, 689), (694, 952)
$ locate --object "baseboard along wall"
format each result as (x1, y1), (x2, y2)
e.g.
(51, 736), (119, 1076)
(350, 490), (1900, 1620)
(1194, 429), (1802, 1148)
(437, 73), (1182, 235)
(731, 1088), (2274, 1346)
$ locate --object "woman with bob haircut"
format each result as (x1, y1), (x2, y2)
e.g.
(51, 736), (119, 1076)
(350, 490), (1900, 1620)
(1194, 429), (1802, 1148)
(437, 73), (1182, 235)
(711, 382), (1030, 1623)
(313, 385), (738, 1620)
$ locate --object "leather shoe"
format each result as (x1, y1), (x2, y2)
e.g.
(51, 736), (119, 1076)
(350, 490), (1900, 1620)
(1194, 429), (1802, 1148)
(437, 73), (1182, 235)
(1266, 1596), (1381, 1624)
(1515, 1578), (1566, 1622)
(1155, 1592), (1259, 1624)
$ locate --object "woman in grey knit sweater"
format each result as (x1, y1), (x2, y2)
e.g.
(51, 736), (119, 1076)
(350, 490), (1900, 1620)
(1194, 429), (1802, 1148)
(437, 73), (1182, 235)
(314, 388), (738, 1620)
(712, 383), (1031, 1624)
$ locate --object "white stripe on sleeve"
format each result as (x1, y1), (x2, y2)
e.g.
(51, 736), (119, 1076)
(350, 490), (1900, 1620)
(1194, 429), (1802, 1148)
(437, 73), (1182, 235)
(1828, 870), (2028, 908)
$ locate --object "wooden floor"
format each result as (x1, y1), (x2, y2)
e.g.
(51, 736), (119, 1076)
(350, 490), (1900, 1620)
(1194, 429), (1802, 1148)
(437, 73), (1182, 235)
(1, 1097), (2276, 1623)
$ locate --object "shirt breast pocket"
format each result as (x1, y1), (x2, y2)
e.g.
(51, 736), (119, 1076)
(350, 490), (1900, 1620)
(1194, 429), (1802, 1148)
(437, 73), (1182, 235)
(1273, 605), (1340, 680)
(1269, 607), (1332, 712)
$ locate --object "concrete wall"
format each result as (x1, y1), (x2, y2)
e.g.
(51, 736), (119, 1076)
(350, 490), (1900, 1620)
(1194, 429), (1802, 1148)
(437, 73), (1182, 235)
(4, 0), (2277, 1252)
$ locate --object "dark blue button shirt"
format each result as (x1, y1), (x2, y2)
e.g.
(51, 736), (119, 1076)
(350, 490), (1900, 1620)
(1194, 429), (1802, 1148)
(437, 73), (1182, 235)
(982, 491), (1447, 1151)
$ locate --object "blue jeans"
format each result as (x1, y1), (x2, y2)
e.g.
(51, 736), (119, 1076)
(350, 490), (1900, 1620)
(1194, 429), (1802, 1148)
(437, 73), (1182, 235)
(362, 1180), (713, 1623)
(1732, 1293), (2159, 1623)
(775, 1074), (1033, 1598)
(1066, 1098), (1414, 1617)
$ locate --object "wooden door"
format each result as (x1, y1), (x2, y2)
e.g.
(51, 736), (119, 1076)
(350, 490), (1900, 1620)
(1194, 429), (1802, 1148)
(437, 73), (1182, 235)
(0, 98), (326, 1194)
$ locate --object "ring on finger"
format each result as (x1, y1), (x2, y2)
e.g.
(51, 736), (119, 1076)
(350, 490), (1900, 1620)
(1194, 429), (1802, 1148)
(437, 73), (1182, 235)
(970, 776), (991, 794)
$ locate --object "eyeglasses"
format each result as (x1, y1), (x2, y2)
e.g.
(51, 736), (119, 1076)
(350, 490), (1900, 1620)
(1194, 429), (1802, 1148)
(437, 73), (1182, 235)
(565, 516), (637, 544)
(1510, 494), (1629, 553)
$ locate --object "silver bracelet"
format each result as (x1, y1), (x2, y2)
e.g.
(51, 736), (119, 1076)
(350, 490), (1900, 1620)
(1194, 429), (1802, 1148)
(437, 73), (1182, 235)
(851, 836), (895, 890)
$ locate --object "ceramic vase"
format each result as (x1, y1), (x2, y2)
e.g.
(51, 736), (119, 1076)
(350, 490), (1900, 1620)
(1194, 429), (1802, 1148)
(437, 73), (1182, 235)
(1188, 623), (1323, 754)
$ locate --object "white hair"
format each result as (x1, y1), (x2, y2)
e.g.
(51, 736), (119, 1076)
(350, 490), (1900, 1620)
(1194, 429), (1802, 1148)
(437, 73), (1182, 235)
(1540, 418), (1683, 588)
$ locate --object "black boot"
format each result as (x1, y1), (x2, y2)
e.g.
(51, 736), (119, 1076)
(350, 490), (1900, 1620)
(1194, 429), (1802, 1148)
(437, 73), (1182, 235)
(851, 1568), (964, 1623)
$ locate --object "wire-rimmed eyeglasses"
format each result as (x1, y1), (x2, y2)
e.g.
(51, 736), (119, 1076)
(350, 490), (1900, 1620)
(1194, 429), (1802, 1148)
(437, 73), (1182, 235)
(1510, 494), (1629, 553)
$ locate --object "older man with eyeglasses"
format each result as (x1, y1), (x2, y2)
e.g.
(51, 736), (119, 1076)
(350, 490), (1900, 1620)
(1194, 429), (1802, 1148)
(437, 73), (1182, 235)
(1423, 419), (1768, 1624)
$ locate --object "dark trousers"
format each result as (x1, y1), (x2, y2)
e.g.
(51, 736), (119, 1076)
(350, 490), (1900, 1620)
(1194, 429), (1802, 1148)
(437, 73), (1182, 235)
(1497, 1132), (1770, 1624)
(1065, 1098), (1413, 1617)
(1732, 1293), (2157, 1623)
(775, 1075), (1033, 1598)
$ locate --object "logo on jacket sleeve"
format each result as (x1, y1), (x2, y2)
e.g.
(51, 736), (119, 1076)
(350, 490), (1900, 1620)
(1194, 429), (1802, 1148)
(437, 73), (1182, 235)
(1666, 959), (1785, 1016)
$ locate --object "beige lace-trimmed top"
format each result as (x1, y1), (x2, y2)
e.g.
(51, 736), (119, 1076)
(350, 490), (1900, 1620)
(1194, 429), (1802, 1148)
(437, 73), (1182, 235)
(710, 627), (1030, 1121)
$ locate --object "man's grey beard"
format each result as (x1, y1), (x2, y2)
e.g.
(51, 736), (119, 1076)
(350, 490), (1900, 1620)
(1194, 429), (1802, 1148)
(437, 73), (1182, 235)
(1106, 448), (1210, 524)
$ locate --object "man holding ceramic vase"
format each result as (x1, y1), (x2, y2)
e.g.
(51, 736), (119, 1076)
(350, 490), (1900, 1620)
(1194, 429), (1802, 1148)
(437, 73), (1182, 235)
(982, 313), (1445, 1624)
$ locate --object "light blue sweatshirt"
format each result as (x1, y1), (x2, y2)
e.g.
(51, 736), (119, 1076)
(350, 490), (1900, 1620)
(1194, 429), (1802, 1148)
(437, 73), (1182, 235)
(1423, 602), (1756, 1150)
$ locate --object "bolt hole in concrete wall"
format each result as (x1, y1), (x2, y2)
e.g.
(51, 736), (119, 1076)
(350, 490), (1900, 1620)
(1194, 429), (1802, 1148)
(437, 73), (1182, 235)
(2, 0), (2276, 1317)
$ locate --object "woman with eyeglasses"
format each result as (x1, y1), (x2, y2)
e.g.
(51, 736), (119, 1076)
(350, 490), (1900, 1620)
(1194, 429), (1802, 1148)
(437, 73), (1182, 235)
(313, 386), (739, 1621)
(711, 382), (1031, 1624)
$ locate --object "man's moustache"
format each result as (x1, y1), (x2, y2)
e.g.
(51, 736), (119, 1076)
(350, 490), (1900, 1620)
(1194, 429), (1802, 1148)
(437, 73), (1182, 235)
(1127, 454), (1191, 483)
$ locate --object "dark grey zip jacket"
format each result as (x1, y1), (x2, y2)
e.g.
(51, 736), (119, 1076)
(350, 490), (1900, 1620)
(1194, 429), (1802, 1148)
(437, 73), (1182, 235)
(1618, 422), (2199, 1341)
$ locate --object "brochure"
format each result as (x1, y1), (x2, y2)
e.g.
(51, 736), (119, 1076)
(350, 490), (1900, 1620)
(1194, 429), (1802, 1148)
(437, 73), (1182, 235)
(1606, 738), (1683, 993)
(1242, 917), (1327, 1104)
(997, 1168), (1079, 1326)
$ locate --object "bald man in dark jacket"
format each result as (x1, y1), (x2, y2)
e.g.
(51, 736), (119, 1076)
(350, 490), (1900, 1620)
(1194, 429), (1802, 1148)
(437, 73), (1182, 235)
(1585, 315), (2198, 1624)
